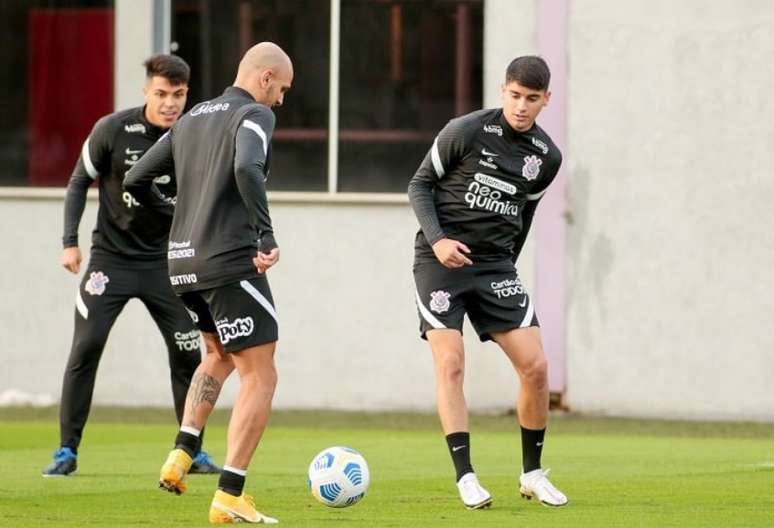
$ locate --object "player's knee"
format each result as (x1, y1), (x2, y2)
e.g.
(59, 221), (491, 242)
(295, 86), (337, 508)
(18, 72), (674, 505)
(242, 368), (277, 398)
(437, 353), (465, 385)
(521, 357), (548, 386)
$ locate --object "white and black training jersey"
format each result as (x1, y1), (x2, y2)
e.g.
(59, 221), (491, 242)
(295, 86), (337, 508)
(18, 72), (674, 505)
(408, 108), (562, 264)
(62, 106), (175, 261)
(124, 86), (277, 293)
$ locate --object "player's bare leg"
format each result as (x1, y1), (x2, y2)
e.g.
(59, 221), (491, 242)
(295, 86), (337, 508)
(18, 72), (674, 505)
(494, 326), (568, 507)
(428, 329), (468, 434)
(209, 341), (278, 524)
(160, 332), (234, 494)
(183, 332), (235, 429)
(427, 329), (492, 510)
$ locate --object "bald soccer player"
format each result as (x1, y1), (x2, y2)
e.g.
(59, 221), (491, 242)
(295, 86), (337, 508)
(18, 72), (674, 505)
(125, 42), (293, 524)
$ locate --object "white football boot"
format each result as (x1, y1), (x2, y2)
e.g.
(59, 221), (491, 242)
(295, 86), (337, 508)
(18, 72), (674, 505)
(519, 468), (568, 507)
(456, 472), (493, 509)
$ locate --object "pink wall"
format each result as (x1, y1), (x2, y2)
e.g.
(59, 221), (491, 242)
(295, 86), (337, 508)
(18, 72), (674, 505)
(535, 0), (569, 394)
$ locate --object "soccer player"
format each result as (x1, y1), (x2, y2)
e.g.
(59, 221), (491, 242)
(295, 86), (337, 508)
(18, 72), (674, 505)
(124, 42), (292, 524)
(408, 56), (568, 508)
(43, 55), (220, 477)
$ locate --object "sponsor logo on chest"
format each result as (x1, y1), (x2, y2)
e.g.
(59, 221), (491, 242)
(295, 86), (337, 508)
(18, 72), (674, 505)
(464, 173), (519, 216)
(124, 123), (146, 134)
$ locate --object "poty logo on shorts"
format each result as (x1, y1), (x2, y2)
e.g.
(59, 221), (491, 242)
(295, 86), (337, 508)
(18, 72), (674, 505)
(522, 155), (542, 181)
(84, 271), (109, 296)
(216, 316), (255, 345)
(429, 290), (451, 314)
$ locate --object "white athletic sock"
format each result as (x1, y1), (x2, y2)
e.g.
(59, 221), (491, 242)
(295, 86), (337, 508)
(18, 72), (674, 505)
(180, 425), (201, 437)
(223, 465), (247, 476)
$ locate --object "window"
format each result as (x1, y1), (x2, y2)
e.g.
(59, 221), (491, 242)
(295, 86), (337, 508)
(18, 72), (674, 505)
(0, 1), (114, 187)
(172, 0), (482, 194)
(172, 0), (330, 192)
(338, 0), (483, 192)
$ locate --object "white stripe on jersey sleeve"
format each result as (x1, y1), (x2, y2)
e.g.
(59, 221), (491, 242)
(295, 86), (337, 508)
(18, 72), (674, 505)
(526, 188), (548, 201)
(242, 119), (268, 156)
(415, 290), (446, 329)
(81, 137), (99, 179)
(430, 137), (445, 179)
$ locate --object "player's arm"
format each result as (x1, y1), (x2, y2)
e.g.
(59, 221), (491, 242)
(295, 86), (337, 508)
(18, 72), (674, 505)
(123, 132), (175, 217)
(408, 118), (473, 268)
(61, 116), (112, 274)
(511, 150), (563, 264)
(234, 106), (278, 273)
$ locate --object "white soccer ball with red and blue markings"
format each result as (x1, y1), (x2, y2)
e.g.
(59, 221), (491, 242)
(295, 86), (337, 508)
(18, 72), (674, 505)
(308, 446), (370, 508)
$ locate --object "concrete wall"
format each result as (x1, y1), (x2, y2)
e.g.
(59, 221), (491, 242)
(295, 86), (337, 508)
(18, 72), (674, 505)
(0, 194), (531, 412)
(114, 0), (154, 109)
(565, 0), (774, 420)
(2, 1), (773, 421)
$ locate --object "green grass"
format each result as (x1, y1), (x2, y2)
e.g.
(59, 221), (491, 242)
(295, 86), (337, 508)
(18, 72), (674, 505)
(1, 408), (773, 527)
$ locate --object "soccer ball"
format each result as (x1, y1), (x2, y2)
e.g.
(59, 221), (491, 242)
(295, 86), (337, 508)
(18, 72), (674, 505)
(308, 446), (370, 508)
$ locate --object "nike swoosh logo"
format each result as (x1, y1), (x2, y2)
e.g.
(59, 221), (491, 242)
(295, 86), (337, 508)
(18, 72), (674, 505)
(125, 148), (143, 155)
(536, 442), (543, 446)
(452, 445), (467, 452)
(519, 297), (528, 308)
(481, 148), (499, 157)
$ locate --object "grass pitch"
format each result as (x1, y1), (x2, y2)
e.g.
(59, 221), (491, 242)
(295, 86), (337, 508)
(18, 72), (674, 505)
(1, 408), (773, 527)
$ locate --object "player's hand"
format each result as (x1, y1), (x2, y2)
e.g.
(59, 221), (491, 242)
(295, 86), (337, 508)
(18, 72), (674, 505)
(432, 238), (473, 268)
(253, 248), (280, 274)
(61, 247), (82, 274)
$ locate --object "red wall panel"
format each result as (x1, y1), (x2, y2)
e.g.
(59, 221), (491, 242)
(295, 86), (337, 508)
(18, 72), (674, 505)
(28, 9), (113, 186)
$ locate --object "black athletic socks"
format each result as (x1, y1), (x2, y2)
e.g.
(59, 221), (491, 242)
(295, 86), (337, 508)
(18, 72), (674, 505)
(520, 426), (546, 473)
(446, 431), (474, 482)
(218, 468), (246, 496)
(174, 430), (199, 458)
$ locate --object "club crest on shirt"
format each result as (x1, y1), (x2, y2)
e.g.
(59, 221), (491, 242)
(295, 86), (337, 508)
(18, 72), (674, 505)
(429, 290), (451, 314)
(522, 155), (543, 181)
(85, 271), (109, 296)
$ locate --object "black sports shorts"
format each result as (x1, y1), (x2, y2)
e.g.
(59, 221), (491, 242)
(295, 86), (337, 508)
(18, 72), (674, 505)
(413, 258), (539, 342)
(179, 276), (278, 353)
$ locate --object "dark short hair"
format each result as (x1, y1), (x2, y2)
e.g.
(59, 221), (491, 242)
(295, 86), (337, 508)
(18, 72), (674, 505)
(505, 56), (550, 91)
(143, 54), (190, 85)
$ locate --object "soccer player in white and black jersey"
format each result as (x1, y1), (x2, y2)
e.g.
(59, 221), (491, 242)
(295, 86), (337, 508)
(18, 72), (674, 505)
(125, 42), (292, 524)
(43, 55), (220, 477)
(409, 56), (569, 508)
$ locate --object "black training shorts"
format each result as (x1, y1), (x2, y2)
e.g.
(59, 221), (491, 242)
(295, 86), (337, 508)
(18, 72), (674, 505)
(179, 276), (278, 353)
(413, 258), (539, 342)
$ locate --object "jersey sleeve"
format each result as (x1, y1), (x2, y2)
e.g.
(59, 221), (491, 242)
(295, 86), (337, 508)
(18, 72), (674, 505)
(123, 131), (176, 217)
(62, 116), (114, 248)
(234, 105), (277, 253)
(511, 149), (563, 264)
(408, 117), (473, 246)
